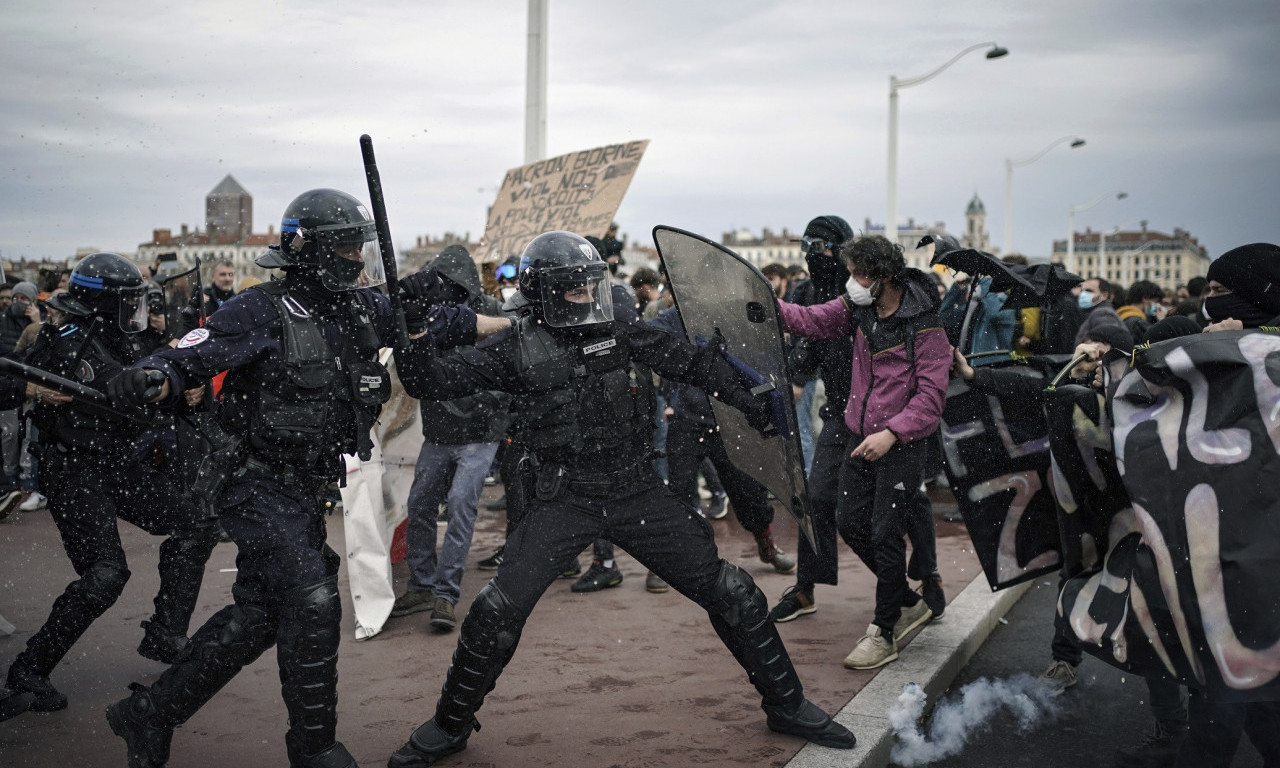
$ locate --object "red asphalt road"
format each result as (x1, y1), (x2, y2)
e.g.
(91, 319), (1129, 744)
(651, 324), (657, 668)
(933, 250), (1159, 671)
(0, 486), (980, 767)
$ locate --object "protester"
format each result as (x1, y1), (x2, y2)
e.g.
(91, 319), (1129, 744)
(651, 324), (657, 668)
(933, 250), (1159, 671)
(1115, 279), (1166, 343)
(775, 234), (949, 670)
(1073, 276), (1125, 345)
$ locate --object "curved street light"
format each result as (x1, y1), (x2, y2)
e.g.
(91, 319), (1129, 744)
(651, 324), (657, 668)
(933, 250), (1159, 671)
(1066, 191), (1127, 275)
(1002, 136), (1086, 256)
(887, 42), (1008, 245)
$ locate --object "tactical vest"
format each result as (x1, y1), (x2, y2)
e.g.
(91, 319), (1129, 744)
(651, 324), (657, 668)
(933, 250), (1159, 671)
(511, 316), (654, 470)
(30, 322), (136, 453)
(220, 283), (390, 472)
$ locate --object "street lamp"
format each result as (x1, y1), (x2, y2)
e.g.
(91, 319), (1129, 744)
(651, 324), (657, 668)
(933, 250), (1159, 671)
(887, 42), (1008, 245)
(1002, 136), (1085, 256)
(1066, 191), (1127, 276)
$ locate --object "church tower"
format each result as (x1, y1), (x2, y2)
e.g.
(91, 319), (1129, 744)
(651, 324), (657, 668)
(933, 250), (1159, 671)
(961, 193), (991, 253)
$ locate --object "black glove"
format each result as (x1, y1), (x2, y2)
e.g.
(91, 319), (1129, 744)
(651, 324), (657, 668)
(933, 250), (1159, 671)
(735, 389), (775, 436)
(398, 270), (446, 332)
(107, 368), (167, 407)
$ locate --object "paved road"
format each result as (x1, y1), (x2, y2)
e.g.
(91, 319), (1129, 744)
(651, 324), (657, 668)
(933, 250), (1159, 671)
(885, 579), (1264, 768)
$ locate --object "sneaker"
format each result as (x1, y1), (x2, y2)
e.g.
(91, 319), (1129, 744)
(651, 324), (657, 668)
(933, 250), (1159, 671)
(0, 687), (34, 722)
(1115, 719), (1188, 768)
(770, 584), (817, 623)
(764, 698), (857, 749)
(754, 528), (797, 574)
(893, 600), (933, 639)
(843, 625), (898, 670)
(388, 717), (476, 768)
(0, 489), (22, 521)
(921, 574), (945, 618)
(571, 560), (623, 593)
(18, 491), (46, 512)
(1037, 659), (1079, 695)
(559, 560), (582, 579)
(705, 491), (728, 520)
(137, 620), (189, 664)
(477, 545), (505, 571)
(483, 474), (498, 487)
(484, 494), (507, 511)
(390, 591), (437, 618)
(7, 665), (67, 712)
(429, 598), (457, 632)
(645, 570), (669, 594)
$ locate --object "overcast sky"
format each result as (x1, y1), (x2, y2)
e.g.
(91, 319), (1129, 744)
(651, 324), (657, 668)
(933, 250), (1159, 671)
(2, 0), (1277, 265)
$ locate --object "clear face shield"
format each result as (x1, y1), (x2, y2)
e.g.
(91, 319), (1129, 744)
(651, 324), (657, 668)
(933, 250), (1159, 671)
(314, 219), (386, 292)
(118, 284), (150, 333)
(539, 262), (614, 329)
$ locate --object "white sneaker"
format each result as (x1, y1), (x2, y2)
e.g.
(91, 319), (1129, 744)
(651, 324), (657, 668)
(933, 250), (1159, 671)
(19, 492), (46, 512)
(893, 600), (933, 639)
(843, 624), (898, 670)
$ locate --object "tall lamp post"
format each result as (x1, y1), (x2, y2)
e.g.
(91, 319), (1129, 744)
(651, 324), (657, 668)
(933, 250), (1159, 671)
(887, 42), (1008, 245)
(524, 0), (548, 164)
(1002, 136), (1085, 256)
(1066, 191), (1127, 275)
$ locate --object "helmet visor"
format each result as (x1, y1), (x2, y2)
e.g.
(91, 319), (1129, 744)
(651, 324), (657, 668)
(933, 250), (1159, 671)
(539, 262), (613, 329)
(315, 221), (386, 292)
(119, 284), (150, 333)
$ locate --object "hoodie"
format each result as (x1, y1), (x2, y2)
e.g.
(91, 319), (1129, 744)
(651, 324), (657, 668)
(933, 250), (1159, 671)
(778, 268), (950, 443)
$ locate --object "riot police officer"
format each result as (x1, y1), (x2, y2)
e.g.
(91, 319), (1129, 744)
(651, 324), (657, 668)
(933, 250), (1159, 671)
(4, 253), (220, 714)
(103, 189), (486, 768)
(386, 231), (856, 767)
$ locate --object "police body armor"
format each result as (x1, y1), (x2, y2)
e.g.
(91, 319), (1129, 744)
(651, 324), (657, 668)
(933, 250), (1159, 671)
(220, 282), (390, 478)
(510, 315), (654, 498)
(29, 322), (140, 454)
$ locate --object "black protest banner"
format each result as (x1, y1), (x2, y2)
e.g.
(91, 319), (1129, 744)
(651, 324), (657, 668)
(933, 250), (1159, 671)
(1058, 330), (1280, 702)
(938, 354), (1068, 590)
(473, 140), (649, 263)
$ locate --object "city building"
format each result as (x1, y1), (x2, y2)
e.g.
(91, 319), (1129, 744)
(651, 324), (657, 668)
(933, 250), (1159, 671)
(720, 227), (803, 267)
(861, 217), (954, 275)
(1052, 224), (1210, 292)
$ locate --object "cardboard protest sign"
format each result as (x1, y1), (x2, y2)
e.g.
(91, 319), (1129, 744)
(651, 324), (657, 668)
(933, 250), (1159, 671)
(473, 140), (649, 263)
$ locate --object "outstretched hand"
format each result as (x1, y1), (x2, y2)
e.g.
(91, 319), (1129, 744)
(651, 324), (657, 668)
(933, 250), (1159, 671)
(107, 368), (168, 406)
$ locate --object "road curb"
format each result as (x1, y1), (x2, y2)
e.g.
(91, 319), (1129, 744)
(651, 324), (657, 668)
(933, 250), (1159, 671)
(785, 575), (1033, 768)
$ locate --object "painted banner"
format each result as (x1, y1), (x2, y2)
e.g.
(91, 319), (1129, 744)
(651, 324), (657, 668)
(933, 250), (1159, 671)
(938, 354), (1069, 590)
(473, 140), (649, 263)
(1058, 330), (1280, 701)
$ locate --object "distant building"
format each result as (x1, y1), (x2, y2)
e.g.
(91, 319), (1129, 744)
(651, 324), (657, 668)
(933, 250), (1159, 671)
(720, 227), (802, 267)
(136, 175), (279, 281)
(1052, 224), (1210, 292)
(399, 232), (481, 274)
(960, 194), (992, 253)
(861, 217), (954, 275)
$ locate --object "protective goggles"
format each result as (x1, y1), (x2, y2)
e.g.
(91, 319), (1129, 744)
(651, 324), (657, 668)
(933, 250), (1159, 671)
(495, 263), (518, 281)
(800, 235), (835, 254)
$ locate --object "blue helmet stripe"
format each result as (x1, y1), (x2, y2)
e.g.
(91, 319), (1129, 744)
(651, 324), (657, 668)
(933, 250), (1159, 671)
(70, 273), (104, 290)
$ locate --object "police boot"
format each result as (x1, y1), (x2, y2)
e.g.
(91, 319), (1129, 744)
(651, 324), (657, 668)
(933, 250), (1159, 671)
(288, 739), (358, 768)
(388, 582), (524, 767)
(278, 577), (344, 766)
(9, 561), (130, 711)
(707, 562), (856, 750)
(0, 686), (34, 722)
(141, 522), (219, 664)
(108, 590), (279, 768)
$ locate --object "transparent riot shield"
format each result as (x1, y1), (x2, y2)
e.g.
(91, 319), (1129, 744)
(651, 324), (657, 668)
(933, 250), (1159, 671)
(653, 225), (815, 549)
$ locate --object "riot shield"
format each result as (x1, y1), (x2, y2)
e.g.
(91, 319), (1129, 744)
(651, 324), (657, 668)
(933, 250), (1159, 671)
(653, 225), (814, 550)
(160, 266), (199, 335)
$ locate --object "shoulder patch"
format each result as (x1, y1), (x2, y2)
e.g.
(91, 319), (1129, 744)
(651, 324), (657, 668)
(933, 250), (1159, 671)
(177, 328), (210, 348)
(76, 360), (95, 382)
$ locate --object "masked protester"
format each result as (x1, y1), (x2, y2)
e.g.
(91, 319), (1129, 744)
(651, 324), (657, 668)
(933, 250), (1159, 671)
(103, 189), (488, 768)
(5, 254), (220, 719)
(386, 231), (855, 766)
(1202, 242), (1280, 331)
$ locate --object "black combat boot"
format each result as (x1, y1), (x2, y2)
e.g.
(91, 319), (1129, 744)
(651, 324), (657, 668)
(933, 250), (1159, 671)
(106, 684), (176, 768)
(141, 522), (219, 663)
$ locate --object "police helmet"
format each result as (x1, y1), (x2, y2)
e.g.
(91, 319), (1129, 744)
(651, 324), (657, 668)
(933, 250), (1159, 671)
(48, 252), (149, 333)
(256, 188), (386, 292)
(517, 231), (614, 330)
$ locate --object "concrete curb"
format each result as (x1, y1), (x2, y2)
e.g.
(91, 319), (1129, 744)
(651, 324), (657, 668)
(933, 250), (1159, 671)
(785, 575), (1033, 768)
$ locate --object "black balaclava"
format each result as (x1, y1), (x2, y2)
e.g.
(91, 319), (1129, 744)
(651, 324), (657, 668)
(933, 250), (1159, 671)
(1205, 242), (1280, 327)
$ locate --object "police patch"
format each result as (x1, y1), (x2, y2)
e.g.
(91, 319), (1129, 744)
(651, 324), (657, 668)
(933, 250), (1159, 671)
(178, 328), (210, 348)
(76, 360), (94, 382)
(582, 338), (617, 355)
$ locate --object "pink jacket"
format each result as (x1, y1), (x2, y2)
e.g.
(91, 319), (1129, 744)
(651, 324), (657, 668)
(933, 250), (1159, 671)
(778, 285), (950, 444)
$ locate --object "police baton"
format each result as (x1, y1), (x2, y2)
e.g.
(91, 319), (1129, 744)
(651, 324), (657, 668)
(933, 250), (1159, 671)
(0, 356), (159, 424)
(359, 134), (412, 351)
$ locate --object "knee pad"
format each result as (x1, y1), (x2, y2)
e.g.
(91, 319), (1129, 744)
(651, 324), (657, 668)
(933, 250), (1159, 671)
(463, 581), (524, 653)
(281, 578), (342, 627)
(75, 562), (131, 613)
(708, 561), (768, 630)
(190, 598), (277, 667)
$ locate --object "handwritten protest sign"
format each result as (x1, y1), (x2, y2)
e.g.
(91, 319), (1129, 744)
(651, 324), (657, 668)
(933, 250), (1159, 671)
(473, 140), (649, 263)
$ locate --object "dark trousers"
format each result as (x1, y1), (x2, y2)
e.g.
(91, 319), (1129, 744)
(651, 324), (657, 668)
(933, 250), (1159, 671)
(836, 436), (932, 635)
(666, 419), (774, 534)
(1175, 693), (1280, 768)
(793, 416), (851, 587)
(16, 451), (215, 676)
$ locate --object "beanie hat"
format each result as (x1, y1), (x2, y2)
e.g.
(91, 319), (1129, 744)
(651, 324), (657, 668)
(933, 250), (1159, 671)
(803, 216), (854, 247)
(1084, 323), (1134, 354)
(1143, 315), (1201, 345)
(11, 282), (37, 301)
(1206, 243), (1280, 316)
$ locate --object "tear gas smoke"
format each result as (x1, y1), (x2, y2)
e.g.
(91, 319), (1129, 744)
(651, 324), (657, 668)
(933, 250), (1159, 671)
(889, 675), (1060, 766)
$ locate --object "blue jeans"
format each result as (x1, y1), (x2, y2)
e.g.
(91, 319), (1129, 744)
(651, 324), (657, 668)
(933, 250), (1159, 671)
(796, 380), (816, 475)
(405, 441), (499, 604)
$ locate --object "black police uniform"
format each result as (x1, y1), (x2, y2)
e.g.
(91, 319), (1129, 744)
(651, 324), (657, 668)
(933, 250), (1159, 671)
(5, 264), (219, 713)
(387, 231), (854, 767)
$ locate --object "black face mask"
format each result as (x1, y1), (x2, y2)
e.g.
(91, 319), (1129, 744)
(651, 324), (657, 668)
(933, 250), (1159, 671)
(1204, 293), (1274, 327)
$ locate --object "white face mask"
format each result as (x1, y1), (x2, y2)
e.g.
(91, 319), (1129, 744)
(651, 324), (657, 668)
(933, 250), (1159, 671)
(845, 276), (874, 306)
(500, 286), (518, 301)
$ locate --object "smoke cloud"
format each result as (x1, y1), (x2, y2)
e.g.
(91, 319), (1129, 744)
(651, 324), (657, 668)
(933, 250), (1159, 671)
(889, 675), (1061, 766)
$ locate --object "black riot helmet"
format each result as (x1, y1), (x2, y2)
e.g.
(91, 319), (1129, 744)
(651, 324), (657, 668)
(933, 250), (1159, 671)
(516, 231), (614, 330)
(48, 252), (149, 333)
(256, 188), (387, 292)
